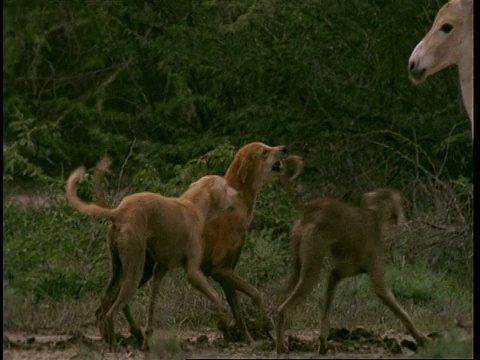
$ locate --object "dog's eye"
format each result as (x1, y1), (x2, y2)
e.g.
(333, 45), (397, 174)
(440, 23), (453, 33)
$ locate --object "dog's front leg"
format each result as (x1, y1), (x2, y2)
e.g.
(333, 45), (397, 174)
(221, 282), (254, 344)
(213, 268), (273, 342)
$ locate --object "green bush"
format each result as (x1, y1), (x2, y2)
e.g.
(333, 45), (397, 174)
(385, 263), (471, 307)
(237, 228), (292, 286)
(417, 329), (473, 359)
(4, 201), (108, 301)
(336, 262), (472, 312)
(4, 0), (472, 184)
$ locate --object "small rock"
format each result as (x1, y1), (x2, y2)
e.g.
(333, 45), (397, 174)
(382, 336), (402, 354)
(351, 326), (374, 339)
(427, 331), (442, 340)
(401, 338), (417, 351)
(212, 337), (227, 349)
(180, 342), (195, 352)
(361, 344), (370, 351)
(253, 339), (275, 351)
(455, 319), (473, 335)
(196, 334), (209, 346)
(328, 327), (351, 341)
(287, 335), (315, 352)
(54, 340), (67, 349)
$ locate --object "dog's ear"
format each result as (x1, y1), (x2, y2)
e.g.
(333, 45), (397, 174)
(237, 151), (256, 184)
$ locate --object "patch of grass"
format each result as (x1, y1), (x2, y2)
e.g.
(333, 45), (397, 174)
(4, 201), (109, 301)
(3, 284), (99, 333)
(281, 262), (472, 336)
(146, 330), (184, 360)
(417, 329), (473, 359)
(236, 228), (292, 286)
(385, 263), (472, 307)
(3, 179), (473, 342)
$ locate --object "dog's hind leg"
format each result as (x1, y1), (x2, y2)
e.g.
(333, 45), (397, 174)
(104, 232), (145, 350)
(142, 262), (168, 350)
(97, 227), (122, 342)
(121, 306), (142, 343)
(121, 250), (155, 343)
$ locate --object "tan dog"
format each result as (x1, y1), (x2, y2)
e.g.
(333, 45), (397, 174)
(275, 156), (428, 354)
(93, 142), (288, 344)
(66, 159), (239, 350)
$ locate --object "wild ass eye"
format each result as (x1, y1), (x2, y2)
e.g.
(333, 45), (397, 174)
(440, 23), (453, 33)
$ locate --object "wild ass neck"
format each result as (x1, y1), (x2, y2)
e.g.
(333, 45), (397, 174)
(458, 54), (473, 130)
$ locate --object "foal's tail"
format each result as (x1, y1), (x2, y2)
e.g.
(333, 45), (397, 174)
(279, 155), (304, 213)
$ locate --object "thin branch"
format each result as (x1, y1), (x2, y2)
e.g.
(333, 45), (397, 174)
(409, 219), (452, 231)
(117, 136), (136, 194)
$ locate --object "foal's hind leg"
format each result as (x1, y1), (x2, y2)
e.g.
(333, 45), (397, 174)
(318, 270), (341, 354)
(276, 254), (324, 353)
(277, 232), (302, 307)
(368, 258), (428, 346)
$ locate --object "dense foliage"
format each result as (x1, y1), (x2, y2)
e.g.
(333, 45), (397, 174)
(4, 0), (472, 189)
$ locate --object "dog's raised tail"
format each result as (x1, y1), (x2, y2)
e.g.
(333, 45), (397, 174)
(66, 165), (115, 219)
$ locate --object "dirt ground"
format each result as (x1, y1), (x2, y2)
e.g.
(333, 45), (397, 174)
(4, 327), (427, 360)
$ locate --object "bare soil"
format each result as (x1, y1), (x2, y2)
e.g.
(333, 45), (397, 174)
(4, 327), (429, 359)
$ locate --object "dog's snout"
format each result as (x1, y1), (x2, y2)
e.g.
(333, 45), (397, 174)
(281, 146), (287, 153)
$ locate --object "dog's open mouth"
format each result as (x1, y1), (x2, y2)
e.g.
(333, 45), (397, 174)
(272, 161), (282, 173)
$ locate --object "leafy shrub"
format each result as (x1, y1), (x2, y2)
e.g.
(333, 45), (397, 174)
(385, 263), (471, 306)
(417, 329), (473, 359)
(237, 228), (292, 286)
(4, 201), (108, 301)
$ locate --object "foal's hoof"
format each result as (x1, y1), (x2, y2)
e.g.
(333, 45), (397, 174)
(130, 328), (144, 345)
(276, 342), (288, 354)
(245, 333), (254, 345)
(417, 335), (430, 347)
(319, 342), (328, 354)
(107, 342), (120, 353)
